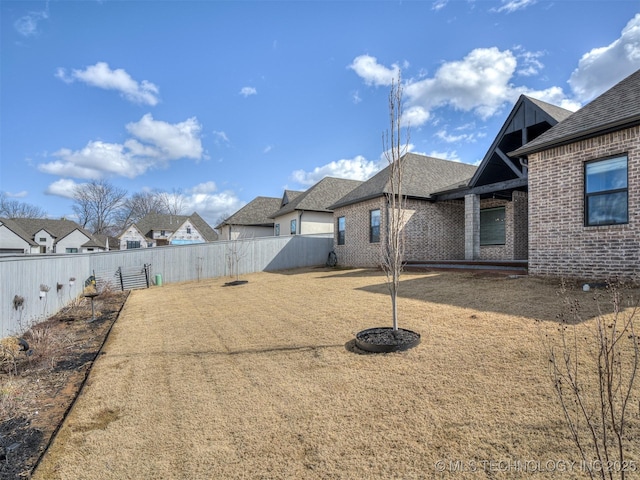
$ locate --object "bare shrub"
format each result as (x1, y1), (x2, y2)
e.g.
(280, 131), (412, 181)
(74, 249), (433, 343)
(544, 282), (639, 479)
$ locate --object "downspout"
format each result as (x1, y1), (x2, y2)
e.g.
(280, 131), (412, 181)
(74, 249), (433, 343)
(298, 211), (303, 235)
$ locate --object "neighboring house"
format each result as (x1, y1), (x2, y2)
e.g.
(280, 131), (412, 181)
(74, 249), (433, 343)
(0, 218), (40, 254)
(119, 212), (218, 249)
(217, 197), (282, 240)
(432, 95), (572, 262)
(0, 218), (106, 254)
(93, 234), (120, 251)
(329, 153), (478, 267)
(270, 177), (362, 236)
(512, 69), (640, 281)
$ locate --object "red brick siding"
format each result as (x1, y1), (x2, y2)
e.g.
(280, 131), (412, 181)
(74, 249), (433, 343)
(529, 126), (640, 281)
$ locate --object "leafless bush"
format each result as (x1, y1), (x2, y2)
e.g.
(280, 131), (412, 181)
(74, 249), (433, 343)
(544, 282), (639, 479)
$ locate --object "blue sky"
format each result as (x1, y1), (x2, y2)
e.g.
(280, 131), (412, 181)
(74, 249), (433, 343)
(2, 0), (640, 227)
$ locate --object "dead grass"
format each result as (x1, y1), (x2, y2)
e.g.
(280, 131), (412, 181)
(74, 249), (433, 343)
(33, 268), (640, 479)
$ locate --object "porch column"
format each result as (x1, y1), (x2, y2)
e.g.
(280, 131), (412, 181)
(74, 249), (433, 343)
(465, 194), (480, 260)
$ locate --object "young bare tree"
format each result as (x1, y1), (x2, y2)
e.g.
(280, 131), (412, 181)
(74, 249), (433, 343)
(72, 179), (127, 235)
(546, 283), (639, 480)
(0, 193), (47, 218)
(381, 74), (410, 332)
(115, 190), (168, 229)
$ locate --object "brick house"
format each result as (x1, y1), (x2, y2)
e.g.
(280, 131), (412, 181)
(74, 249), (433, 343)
(513, 69), (640, 281)
(330, 96), (571, 269)
(270, 177), (362, 236)
(329, 153), (477, 267)
(432, 95), (572, 262)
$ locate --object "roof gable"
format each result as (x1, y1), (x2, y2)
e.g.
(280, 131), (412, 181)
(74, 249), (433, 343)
(513, 68), (640, 156)
(271, 177), (362, 218)
(469, 95), (572, 187)
(10, 218), (98, 246)
(0, 218), (38, 246)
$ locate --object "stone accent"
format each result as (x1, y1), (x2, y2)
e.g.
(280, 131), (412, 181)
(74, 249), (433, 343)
(528, 126), (640, 281)
(465, 194), (480, 260)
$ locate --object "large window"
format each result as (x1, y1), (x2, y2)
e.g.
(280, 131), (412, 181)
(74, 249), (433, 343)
(337, 216), (345, 245)
(480, 207), (505, 246)
(585, 156), (628, 226)
(126, 240), (141, 249)
(275, 224), (280, 236)
(65, 248), (78, 253)
(370, 209), (380, 243)
(290, 219), (297, 235)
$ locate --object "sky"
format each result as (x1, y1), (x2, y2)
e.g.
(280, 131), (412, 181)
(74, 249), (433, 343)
(2, 0), (640, 228)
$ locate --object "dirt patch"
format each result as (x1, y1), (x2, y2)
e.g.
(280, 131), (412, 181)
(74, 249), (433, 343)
(0, 290), (128, 479)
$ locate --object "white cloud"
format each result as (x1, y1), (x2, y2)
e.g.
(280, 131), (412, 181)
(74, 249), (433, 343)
(213, 131), (230, 145)
(349, 55), (400, 87)
(404, 47), (518, 121)
(432, 0), (448, 11)
(569, 13), (640, 102)
(126, 114), (203, 160)
(3, 190), (28, 198)
(14, 10), (48, 37)
(55, 62), (160, 106)
(291, 155), (382, 186)
(240, 86), (257, 97)
(181, 183), (244, 226)
(39, 114), (204, 180)
(493, 0), (536, 14)
(515, 48), (545, 76)
(428, 150), (462, 162)
(45, 179), (82, 198)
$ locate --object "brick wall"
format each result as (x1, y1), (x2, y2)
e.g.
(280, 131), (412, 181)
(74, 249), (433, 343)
(529, 125), (640, 281)
(333, 196), (465, 268)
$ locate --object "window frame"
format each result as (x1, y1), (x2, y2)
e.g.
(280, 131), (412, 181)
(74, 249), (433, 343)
(65, 248), (78, 254)
(369, 209), (381, 243)
(480, 206), (506, 246)
(126, 240), (141, 249)
(337, 216), (345, 245)
(584, 155), (628, 227)
(290, 219), (297, 235)
(275, 223), (280, 236)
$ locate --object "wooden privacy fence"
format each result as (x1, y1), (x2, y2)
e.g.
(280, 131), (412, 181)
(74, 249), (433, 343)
(0, 235), (333, 337)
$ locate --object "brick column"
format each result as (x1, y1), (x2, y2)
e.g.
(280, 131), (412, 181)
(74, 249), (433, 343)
(465, 194), (480, 260)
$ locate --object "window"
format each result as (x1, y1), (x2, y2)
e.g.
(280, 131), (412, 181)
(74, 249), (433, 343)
(290, 219), (297, 235)
(39, 237), (46, 243)
(65, 248), (78, 253)
(160, 230), (166, 236)
(275, 224), (280, 236)
(186, 226), (192, 234)
(126, 240), (141, 249)
(480, 207), (505, 246)
(337, 216), (345, 245)
(370, 209), (380, 243)
(585, 156), (628, 226)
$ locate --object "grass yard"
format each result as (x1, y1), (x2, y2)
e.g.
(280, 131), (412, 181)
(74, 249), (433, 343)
(33, 268), (640, 479)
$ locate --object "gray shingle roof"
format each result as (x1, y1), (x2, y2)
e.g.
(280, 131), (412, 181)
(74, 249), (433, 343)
(526, 96), (574, 124)
(512, 68), (640, 156)
(10, 218), (100, 246)
(219, 197), (281, 228)
(270, 177), (363, 218)
(329, 153), (477, 209)
(135, 212), (218, 241)
(0, 217), (38, 246)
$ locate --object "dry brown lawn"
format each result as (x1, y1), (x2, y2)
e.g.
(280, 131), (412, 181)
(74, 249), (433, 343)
(33, 268), (640, 479)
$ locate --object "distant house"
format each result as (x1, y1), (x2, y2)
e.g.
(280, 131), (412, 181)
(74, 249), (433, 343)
(270, 177), (362, 236)
(217, 197), (281, 240)
(0, 218), (106, 254)
(513, 69), (640, 281)
(119, 212), (218, 249)
(329, 153), (477, 267)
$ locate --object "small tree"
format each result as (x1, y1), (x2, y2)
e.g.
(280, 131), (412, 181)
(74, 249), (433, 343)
(545, 283), (639, 480)
(381, 74), (410, 332)
(225, 231), (252, 283)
